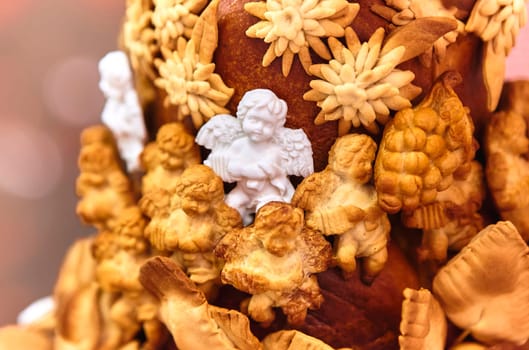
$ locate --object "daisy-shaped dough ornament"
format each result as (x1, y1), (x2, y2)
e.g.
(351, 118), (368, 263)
(304, 27), (421, 135)
(244, 0), (359, 76)
(466, 0), (528, 56)
(152, 0), (208, 50)
(122, 0), (157, 78)
(465, 0), (528, 111)
(155, 0), (234, 129)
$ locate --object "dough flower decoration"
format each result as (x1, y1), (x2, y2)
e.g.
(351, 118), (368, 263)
(433, 221), (529, 346)
(466, 0), (528, 111)
(244, 0), (359, 76)
(466, 0), (527, 56)
(303, 27), (421, 135)
(155, 0), (234, 129)
(122, 0), (158, 78)
(372, 0), (465, 64)
(152, 0), (208, 50)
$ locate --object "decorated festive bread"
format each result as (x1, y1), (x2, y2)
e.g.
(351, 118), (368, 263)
(3, 0), (529, 350)
(123, 0), (525, 168)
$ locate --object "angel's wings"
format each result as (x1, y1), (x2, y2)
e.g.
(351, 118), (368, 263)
(276, 127), (314, 178)
(195, 114), (243, 181)
(195, 114), (242, 150)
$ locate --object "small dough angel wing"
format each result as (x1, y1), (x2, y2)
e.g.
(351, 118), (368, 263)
(195, 114), (242, 150)
(276, 127), (314, 178)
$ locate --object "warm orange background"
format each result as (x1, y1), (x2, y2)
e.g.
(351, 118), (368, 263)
(0, 2), (527, 325)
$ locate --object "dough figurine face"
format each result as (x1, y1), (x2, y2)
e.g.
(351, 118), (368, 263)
(329, 135), (376, 184)
(78, 144), (116, 173)
(178, 165), (224, 216)
(334, 149), (373, 183)
(158, 147), (185, 170)
(181, 193), (212, 216)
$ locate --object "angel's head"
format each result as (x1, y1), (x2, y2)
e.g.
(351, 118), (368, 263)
(177, 165), (224, 216)
(328, 134), (377, 183)
(254, 202), (303, 256)
(237, 89), (287, 143)
(113, 206), (147, 242)
(80, 125), (115, 148)
(78, 143), (118, 174)
(156, 123), (196, 170)
(98, 51), (133, 100)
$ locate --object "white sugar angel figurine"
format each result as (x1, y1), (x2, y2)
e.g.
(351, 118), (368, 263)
(196, 89), (314, 224)
(99, 50), (146, 173)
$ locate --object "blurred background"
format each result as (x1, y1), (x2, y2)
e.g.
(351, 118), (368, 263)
(0, 1), (528, 325)
(0, 0), (124, 324)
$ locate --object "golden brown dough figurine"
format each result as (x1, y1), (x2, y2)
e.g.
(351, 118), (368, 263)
(93, 206), (150, 293)
(76, 125), (135, 231)
(292, 133), (390, 282)
(56, 206), (167, 349)
(405, 161), (486, 263)
(486, 108), (529, 241)
(215, 202), (332, 326)
(140, 164), (242, 299)
(55, 130), (169, 350)
(374, 72), (477, 216)
(92, 206), (168, 350)
(140, 122), (201, 195)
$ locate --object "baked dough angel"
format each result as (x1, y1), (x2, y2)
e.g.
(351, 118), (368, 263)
(75, 125), (135, 231)
(215, 202), (332, 326)
(91, 206), (168, 350)
(196, 88), (313, 224)
(140, 164), (242, 299)
(140, 122), (201, 196)
(292, 133), (391, 283)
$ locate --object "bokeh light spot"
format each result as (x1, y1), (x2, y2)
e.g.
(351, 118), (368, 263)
(0, 1), (32, 28)
(0, 120), (63, 199)
(43, 56), (103, 126)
